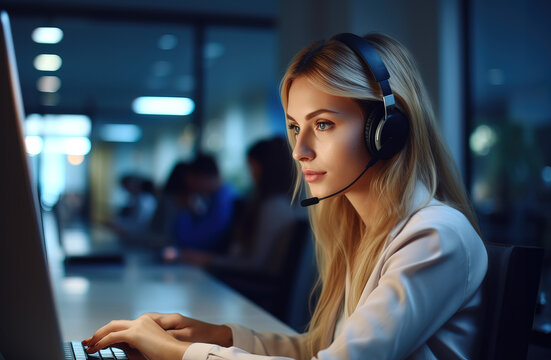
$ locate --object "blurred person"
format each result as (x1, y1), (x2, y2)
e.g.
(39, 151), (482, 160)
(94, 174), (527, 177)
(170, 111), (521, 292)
(84, 33), (488, 360)
(179, 138), (308, 319)
(182, 137), (306, 277)
(108, 175), (157, 241)
(147, 161), (191, 250)
(163, 154), (237, 259)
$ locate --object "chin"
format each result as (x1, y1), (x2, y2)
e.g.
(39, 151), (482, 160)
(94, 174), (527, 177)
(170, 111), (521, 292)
(306, 187), (320, 198)
(308, 185), (328, 199)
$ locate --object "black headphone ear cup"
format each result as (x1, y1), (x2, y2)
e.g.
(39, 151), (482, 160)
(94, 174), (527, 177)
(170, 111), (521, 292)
(364, 103), (385, 156)
(377, 109), (409, 160)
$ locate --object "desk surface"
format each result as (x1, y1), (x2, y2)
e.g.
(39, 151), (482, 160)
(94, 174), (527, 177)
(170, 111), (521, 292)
(49, 258), (296, 341)
(44, 221), (297, 342)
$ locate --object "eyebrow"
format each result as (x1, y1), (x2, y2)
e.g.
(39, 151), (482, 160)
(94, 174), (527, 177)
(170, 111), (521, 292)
(286, 109), (342, 122)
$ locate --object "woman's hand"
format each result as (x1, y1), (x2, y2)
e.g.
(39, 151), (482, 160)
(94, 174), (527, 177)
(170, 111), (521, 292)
(83, 315), (190, 360)
(144, 312), (233, 347)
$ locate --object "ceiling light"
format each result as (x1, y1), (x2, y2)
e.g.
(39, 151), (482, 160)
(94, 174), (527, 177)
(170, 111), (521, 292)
(37, 76), (61, 93)
(25, 136), (44, 156)
(34, 54), (62, 71)
(132, 96), (195, 116)
(32, 27), (63, 44)
(43, 137), (91, 155)
(98, 124), (142, 142)
(25, 114), (91, 137)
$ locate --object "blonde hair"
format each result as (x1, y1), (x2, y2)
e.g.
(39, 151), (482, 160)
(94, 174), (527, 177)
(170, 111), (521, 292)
(280, 34), (480, 357)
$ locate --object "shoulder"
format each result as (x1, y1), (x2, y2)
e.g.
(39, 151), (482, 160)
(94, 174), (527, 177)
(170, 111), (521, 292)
(392, 202), (480, 250)
(383, 202), (488, 295)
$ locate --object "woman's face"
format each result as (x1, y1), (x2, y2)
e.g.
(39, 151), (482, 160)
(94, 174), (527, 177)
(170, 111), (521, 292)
(286, 76), (371, 199)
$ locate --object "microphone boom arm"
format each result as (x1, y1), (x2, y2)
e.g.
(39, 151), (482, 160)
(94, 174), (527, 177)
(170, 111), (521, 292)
(301, 156), (379, 207)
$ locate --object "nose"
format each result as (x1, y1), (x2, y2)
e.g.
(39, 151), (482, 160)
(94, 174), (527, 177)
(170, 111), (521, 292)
(292, 132), (315, 162)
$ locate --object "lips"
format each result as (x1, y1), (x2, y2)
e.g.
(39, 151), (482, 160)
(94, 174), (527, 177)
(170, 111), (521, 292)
(303, 169), (326, 182)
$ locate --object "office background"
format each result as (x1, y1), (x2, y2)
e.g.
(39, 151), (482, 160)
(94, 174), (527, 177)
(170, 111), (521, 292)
(1, 0), (550, 356)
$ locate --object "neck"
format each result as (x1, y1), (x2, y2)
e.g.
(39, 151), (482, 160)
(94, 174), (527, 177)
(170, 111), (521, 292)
(344, 168), (381, 226)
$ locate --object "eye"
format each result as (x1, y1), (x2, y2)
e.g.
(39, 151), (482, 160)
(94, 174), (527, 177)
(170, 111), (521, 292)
(316, 121), (334, 131)
(287, 123), (300, 135)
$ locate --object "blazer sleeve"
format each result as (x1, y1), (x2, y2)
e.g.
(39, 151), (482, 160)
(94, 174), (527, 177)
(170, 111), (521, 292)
(183, 324), (307, 360)
(316, 206), (487, 359)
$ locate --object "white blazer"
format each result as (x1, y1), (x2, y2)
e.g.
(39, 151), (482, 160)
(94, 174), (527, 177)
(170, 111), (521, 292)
(183, 184), (488, 360)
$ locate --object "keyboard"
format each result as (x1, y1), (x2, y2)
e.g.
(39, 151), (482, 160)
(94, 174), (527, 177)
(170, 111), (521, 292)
(64, 341), (128, 360)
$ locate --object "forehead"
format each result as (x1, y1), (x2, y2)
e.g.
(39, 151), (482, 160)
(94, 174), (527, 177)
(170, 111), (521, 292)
(287, 77), (361, 118)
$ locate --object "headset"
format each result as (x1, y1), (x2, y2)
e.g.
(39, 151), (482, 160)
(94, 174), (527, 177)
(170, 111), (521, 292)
(332, 33), (409, 160)
(300, 33), (410, 207)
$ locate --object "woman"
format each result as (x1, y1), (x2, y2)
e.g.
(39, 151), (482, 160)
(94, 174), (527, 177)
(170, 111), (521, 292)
(83, 33), (488, 360)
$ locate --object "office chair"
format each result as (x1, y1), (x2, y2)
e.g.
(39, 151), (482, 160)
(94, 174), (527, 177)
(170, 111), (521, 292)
(208, 219), (313, 327)
(479, 242), (544, 360)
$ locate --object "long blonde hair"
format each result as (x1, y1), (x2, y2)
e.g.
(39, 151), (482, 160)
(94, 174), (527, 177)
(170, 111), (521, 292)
(280, 34), (480, 357)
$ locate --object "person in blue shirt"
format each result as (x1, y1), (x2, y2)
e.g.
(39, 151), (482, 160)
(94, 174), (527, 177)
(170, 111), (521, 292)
(165, 154), (237, 258)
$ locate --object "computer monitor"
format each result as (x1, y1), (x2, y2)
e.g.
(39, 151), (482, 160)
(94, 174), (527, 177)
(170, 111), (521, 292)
(0, 10), (66, 360)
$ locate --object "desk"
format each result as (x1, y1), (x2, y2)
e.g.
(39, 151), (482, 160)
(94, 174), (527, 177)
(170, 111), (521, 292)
(48, 253), (297, 342)
(40, 210), (296, 342)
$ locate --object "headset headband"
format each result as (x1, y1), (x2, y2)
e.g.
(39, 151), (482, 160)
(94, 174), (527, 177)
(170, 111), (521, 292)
(331, 33), (395, 110)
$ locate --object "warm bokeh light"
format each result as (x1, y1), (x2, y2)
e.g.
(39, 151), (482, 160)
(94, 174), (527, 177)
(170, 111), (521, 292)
(37, 75), (61, 93)
(67, 154), (85, 166)
(33, 54), (62, 71)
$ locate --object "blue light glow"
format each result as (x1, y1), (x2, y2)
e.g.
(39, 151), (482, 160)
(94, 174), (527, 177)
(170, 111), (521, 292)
(25, 114), (91, 137)
(43, 137), (91, 155)
(132, 96), (195, 116)
(98, 124), (142, 142)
